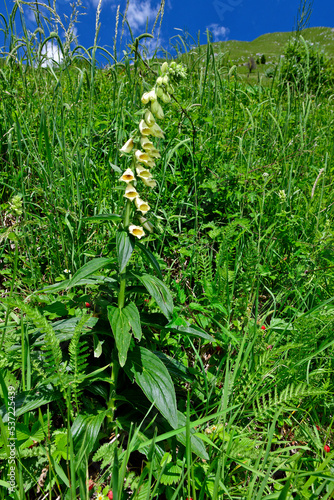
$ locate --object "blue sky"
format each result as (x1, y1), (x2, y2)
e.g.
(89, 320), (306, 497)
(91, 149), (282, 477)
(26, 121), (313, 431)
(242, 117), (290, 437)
(0, 0), (333, 63)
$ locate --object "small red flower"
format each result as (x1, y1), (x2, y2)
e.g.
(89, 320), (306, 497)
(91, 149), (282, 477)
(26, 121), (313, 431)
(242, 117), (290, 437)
(85, 302), (91, 308)
(324, 444), (330, 453)
(88, 479), (94, 491)
(261, 325), (266, 330)
(107, 491), (114, 499)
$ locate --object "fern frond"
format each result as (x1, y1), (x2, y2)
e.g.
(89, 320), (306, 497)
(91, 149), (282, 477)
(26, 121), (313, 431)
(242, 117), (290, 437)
(68, 312), (91, 412)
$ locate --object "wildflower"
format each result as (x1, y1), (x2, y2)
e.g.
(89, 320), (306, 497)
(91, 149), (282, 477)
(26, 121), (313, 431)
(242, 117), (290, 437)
(63, 269), (71, 274)
(136, 165), (152, 180)
(267, 345), (273, 350)
(96, 493), (104, 500)
(148, 147), (161, 159)
(156, 76), (163, 85)
(324, 444), (330, 453)
(161, 92), (171, 103)
(149, 122), (164, 139)
(144, 110), (155, 126)
(263, 172), (269, 178)
(88, 479), (94, 491)
(129, 225), (145, 239)
(107, 491), (114, 500)
(140, 137), (154, 151)
(142, 177), (157, 189)
(135, 150), (153, 165)
(120, 138), (134, 153)
(119, 168), (135, 183)
(124, 184), (139, 200)
(139, 119), (151, 136)
(278, 190), (287, 202)
(135, 198), (150, 215)
(261, 325), (266, 330)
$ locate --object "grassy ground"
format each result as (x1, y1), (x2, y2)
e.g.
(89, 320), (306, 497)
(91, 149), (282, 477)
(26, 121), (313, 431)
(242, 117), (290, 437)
(0, 3), (334, 499)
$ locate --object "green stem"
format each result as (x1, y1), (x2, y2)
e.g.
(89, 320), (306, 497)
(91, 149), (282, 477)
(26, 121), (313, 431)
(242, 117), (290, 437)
(109, 199), (132, 421)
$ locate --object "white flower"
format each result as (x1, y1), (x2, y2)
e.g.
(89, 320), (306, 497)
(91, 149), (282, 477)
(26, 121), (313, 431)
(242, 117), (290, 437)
(129, 224), (145, 239)
(135, 150), (152, 165)
(140, 137), (154, 151)
(135, 197), (150, 215)
(120, 138), (134, 153)
(119, 168), (135, 183)
(124, 184), (139, 200)
(63, 269), (71, 274)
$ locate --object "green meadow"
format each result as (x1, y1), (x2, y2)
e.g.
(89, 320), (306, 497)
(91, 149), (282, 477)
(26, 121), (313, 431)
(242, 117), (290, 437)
(0, 1), (334, 499)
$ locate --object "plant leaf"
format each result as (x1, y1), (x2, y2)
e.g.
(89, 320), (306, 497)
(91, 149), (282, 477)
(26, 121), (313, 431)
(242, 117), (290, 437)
(123, 302), (142, 340)
(67, 257), (113, 288)
(84, 214), (122, 223)
(108, 306), (132, 367)
(117, 230), (135, 273)
(135, 242), (163, 279)
(124, 346), (178, 429)
(137, 274), (174, 320)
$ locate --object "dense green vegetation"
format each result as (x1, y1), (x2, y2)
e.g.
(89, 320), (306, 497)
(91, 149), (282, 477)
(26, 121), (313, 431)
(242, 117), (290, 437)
(0, 1), (334, 499)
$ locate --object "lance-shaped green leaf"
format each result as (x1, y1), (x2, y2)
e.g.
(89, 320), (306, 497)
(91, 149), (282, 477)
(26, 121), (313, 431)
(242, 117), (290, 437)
(108, 306), (132, 367)
(124, 346), (178, 429)
(67, 257), (113, 289)
(84, 214), (122, 223)
(117, 230), (135, 273)
(137, 274), (174, 320)
(135, 242), (163, 279)
(123, 302), (142, 340)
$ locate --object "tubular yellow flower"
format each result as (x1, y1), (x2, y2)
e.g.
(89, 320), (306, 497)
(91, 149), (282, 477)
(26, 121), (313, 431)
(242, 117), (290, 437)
(136, 165), (152, 179)
(142, 177), (157, 188)
(135, 197), (150, 215)
(148, 147), (161, 159)
(135, 150), (154, 166)
(139, 119), (151, 136)
(151, 100), (164, 120)
(129, 224), (145, 239)
(149, 122), (164, 139)
(124, 183), (139, 200)
(144, 110), (155, 126)
(119, 168), (135, 183)
(161, 92), (171, 103)
(120, 137), (134, 153)
(140, 137), (154, 151)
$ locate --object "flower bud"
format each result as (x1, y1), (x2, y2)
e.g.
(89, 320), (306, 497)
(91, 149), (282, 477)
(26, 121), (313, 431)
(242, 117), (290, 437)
(148, 148), (161, 159)
(151, 100), (164, 120)
(140, 137), (154, 151)
(142, 177), (157, 188)
(135, 150), (152, 165)
(156, 76), (163, 86)
(162, 75), (169, 85)
(156, 86), (163, 98)
(161, 92), (171, 103)
(141, 92), (151, 104)
(144, 110), (155, 126)
(161, 62), (168, 75)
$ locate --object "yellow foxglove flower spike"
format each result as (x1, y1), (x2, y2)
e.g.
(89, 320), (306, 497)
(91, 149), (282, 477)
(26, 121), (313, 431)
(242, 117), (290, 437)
(135, 198), (150, 215)
(135, 150), (153, 165)
(129, 225), (145, 239)
(124, 184), (139, 200)
(139, 216), (154, 233)
(119, 168), (135, 183)
(148, 148), (161, 159)
(120, 138), (134, 153)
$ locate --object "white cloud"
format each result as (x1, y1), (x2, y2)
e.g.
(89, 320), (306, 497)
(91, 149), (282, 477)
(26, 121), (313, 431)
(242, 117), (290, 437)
(127, 0), (159, 32)
(206, 23), (229, 42)
(41, 41), (63, 67)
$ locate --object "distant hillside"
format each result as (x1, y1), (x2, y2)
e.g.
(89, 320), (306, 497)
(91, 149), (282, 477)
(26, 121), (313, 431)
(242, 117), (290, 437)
(187, 27), (334, 80)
